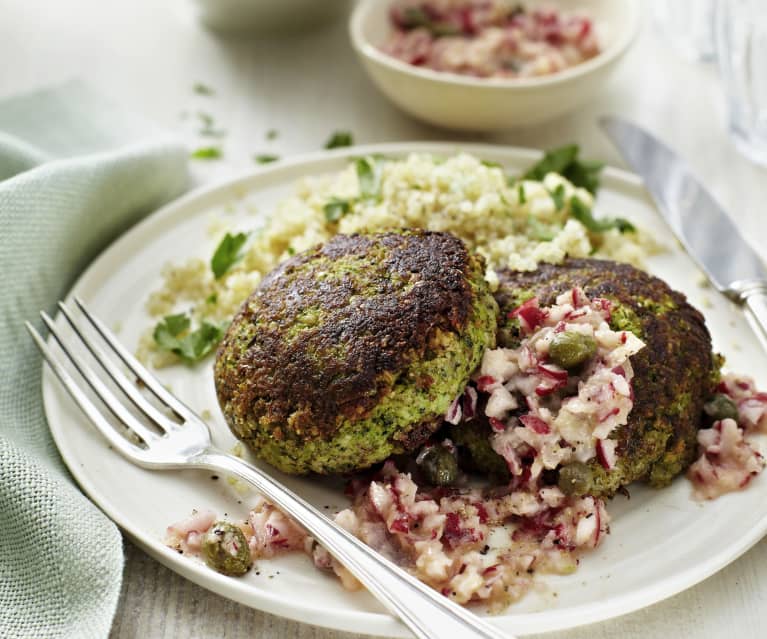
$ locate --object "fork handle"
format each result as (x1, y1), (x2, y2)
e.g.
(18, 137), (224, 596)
(191, 449), (513, 639)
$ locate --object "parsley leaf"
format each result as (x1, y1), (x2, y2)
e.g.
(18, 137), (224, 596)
(562, 158), (604, 195)
(211, 232), (249, 278)
(324, 197), (351, 222)
(254, 154), (279, 164)
(191, 146), (222, 160)
(517, 184), (526, 204)
(549, 184), (566, 210)
(522, 144), (604, 194)
(154, 313), (189, 344)
(193, 83), (215, 96)
(570, 196), (636, 234)
(153, 313), (225, 363)
(523, 145), (578, 180)
(356, 156), (383, 199)
(324, 131), (354, 149)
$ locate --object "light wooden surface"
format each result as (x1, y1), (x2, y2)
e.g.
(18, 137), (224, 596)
(3, 1), (766, 637)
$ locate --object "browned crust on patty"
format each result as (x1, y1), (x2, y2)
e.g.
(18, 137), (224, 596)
(214, 230), (480, 442)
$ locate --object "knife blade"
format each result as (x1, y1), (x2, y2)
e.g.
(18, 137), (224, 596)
(600, 115), (767, 349)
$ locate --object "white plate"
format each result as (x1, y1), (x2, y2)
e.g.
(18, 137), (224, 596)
(42, 143), (767, 637)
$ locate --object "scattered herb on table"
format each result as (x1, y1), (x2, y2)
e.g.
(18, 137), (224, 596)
(191, 146), (222, 160)
(193, 82), (216, 96)
(254, 154), (280, 164)
(324, 131), (354, 149)
(266, 129), (279, 140)
(570, 196), (635, 234)
(197, 112), (226, 137)
(153, 313), (225, 363)
(211, 232), (249, 278)
(521, 144), (604, 194)
(323, 197), (352, 222)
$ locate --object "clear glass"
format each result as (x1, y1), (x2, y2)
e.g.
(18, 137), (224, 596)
(653, 0), (717, 62)
(716, 0), (767, 166)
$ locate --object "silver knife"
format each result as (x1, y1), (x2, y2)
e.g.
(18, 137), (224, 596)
(600, 115), (767, 352)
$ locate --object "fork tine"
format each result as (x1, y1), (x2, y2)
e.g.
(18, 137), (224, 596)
(40, 311), (161, 445)
(57, 301), (178, 433)
(73, 297), (196, 421)
(26, 321), (146, 460)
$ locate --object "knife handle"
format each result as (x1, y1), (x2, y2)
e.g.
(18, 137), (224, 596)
(741, 285), (767, 354)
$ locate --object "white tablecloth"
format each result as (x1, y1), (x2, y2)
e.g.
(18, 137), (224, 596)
(3, 1), (765, 637)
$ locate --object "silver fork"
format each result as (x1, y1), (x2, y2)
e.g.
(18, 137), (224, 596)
(27, 299), (513, 639)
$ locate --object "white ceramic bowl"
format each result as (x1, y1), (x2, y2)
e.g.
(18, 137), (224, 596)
(349, 0), (641, 131)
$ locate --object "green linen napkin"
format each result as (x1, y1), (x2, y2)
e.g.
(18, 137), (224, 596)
(0, 81), (188, 639)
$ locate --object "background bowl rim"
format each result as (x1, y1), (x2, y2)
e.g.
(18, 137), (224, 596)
(349, 0), (642, 90)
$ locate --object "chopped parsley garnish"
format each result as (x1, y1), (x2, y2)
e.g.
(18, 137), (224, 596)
(356, 156), (383, 199)
(323, 197), (351, 222)
(211, 232), (249, 278)
(481, 159), (501, 168)
(570, 196), (635, 234)
(324, 131), (354, 149)
(254, 154), (279, 164)
(286, 246), (296, 256)
(153, 313), (225, 363)
(517, 184), (526, 204)
(193, 83), (215, 96)
(522, 144), (604, 194)
(205, 293), (218, 305)
(266, 129), (279, 140)
(191, 146), (222, 160)
(549, 184), (566, 210)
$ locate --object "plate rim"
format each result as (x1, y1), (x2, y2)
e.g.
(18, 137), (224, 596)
(41, 141), (767, 637)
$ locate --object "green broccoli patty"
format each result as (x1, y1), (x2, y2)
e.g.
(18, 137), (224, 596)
(214, 230), (499, 474)
(454, 258), (718, 496)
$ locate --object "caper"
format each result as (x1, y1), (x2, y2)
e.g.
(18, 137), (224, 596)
(703, 394), (739, 422)
(558, 461), (592, 496)
(202, 521), (253, 576)
(418, 445), (459, 486)
(548, 332), (597, 370)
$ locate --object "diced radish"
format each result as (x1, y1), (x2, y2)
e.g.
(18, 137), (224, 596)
(477, 375), (498, 392)
(509, 298), (548, 333)
(596, 439), (617, 470)
(520, 414), (550, 434)
(537, 363), (568, 381)
(463, 386), (478, 420)
(591, 298), (612, 320)
(489, 417), (507, 433)
(445, 395), (462, 425)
